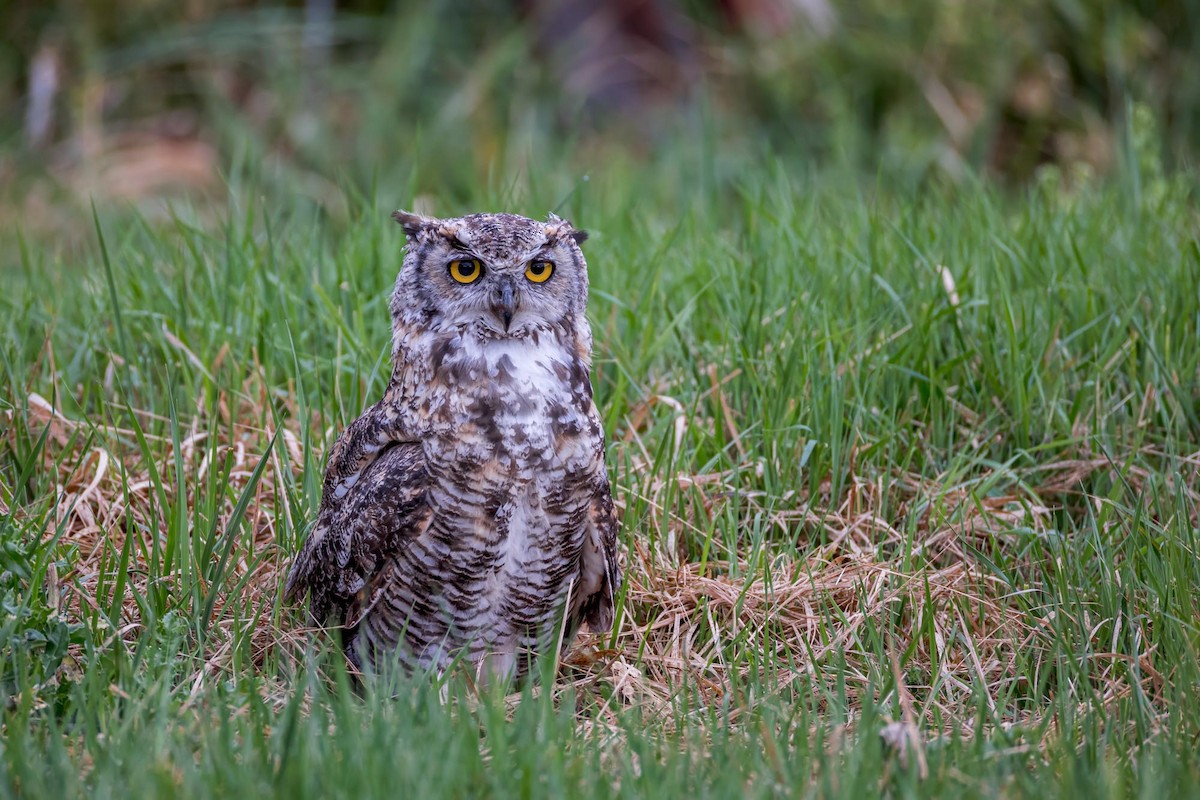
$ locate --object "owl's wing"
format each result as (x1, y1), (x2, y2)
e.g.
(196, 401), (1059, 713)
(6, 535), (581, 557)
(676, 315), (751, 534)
(570, 475), (622, 635)
(285, 408), (429, 626)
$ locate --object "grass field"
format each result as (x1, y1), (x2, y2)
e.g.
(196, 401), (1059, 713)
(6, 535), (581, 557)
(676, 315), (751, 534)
(2, 111), (1200, 797)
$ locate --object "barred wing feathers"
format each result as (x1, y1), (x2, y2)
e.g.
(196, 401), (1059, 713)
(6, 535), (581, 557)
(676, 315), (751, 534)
(285, 439), (430, 626)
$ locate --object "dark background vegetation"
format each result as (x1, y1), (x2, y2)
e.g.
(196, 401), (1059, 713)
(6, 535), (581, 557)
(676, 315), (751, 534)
(2, 0), (1199, 227)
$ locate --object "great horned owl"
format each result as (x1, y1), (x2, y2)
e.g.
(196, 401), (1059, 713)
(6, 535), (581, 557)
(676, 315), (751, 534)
(285, 210), (621, 685)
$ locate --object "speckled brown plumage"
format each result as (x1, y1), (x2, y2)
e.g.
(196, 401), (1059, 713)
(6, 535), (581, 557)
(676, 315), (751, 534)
(285, 210), (620, 685)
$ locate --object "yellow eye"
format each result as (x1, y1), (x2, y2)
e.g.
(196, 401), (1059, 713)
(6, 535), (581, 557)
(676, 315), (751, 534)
(525, 259), (554, 284)
(448, 258), (482, 284)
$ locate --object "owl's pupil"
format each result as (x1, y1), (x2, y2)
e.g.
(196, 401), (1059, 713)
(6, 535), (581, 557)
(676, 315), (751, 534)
(531, 264), (545, 274)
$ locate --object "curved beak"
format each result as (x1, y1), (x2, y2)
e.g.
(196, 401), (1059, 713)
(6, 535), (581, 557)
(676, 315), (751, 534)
(491, 277), (519, 332)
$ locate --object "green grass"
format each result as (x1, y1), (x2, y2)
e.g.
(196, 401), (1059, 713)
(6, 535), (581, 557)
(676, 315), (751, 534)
(2, 125), (1200, 797)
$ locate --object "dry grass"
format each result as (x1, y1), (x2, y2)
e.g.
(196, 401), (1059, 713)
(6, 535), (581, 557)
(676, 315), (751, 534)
(15, 377), (1191, 747)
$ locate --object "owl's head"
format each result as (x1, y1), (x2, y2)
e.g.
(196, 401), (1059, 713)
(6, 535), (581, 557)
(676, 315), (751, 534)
(390, 210), (590, 340)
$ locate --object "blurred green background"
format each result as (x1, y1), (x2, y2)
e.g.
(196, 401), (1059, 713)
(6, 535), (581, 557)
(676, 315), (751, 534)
(2, 0), (1199, 229)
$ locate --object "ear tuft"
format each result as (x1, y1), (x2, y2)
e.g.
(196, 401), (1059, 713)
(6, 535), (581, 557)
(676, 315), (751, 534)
(545, 213), (587, 247)
(392, 210), (435, 241)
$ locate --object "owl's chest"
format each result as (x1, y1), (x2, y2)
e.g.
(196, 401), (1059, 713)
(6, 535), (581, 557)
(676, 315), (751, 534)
(423, 340), (598, 477)
(389, 338), (601, 660)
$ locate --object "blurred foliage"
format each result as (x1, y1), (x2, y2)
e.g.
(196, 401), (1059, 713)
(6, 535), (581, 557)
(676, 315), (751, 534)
(0, 0), (1197, 217)
(734, 0), (1200, 179)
